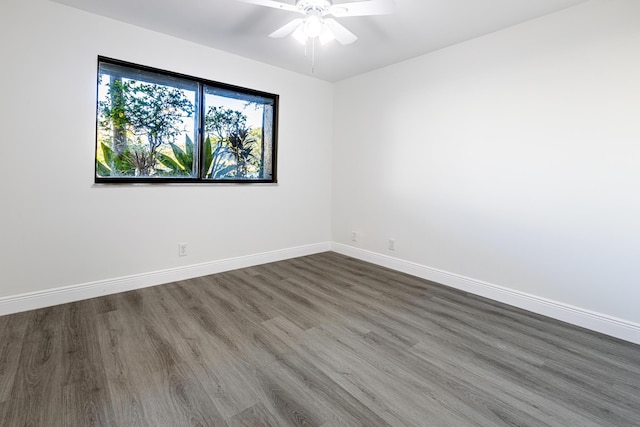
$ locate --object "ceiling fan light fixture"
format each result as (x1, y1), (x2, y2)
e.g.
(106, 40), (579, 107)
(291, 25), (308, 44)
(319, 25), (335, 45)
(303, 14), (323, 38)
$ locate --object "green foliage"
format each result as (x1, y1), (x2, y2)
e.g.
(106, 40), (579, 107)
(198, 133), (239, 179)
(97, 142), (134, 177)
(157, 135), (195, 177)
(98, 75), (194, 176)
(126, 144), (156, 176)
(99, 80), (129, 130)
(97, 72), (264, 180)
(202, 135), (213, 177)
(210, 144), (236, 179)
(205, 106), (258, 179)
(201, 138), (215, 178)
(205, 107), (247, 142)
(98, 141), (159, 177)
(124, 82), (193, 153)
(156, 135), (230, 179)
(96, 158), (111, 177)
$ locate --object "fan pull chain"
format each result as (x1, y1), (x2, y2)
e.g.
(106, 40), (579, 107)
(303, 38), (316, 74)
(311, 38), (316, 73)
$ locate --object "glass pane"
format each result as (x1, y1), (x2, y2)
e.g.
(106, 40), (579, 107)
(202, 85), (275, 181)
(96, 62), (198, 179)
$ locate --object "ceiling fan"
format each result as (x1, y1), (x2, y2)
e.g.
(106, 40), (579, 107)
(237, 0), (395, 46)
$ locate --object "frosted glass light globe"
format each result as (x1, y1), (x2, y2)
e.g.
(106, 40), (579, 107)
(304, 15), (323, 38)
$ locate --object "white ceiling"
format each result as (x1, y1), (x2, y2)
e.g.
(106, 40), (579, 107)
(50, 0), (589, 82)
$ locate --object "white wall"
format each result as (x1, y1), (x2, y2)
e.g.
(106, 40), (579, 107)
(332, 0), (640, 325)
(0, 0), (333, 298)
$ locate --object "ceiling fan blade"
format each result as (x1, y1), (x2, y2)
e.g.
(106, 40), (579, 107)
(269, 18), (304, 38)
(323, 18), (357, 45)
(236, 0), (299, 13)
(329, 0), (395, 17)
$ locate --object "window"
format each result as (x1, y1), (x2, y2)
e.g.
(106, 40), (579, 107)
(95, 57), (278, 183)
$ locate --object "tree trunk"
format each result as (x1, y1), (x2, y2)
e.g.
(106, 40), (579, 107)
(110, 74), (127, 157)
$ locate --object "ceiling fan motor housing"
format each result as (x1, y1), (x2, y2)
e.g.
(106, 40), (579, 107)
(296, 0), (332, 14)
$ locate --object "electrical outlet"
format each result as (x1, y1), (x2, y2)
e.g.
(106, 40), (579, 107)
(178, 242), (188, 257)
(388, 238), (396, 251)
(351, 231), (357, 242)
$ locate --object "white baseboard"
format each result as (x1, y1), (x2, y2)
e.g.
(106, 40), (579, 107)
(331, 243), (640, 346)
(0, 242), (331, 316)
(3, 241), (639, 346)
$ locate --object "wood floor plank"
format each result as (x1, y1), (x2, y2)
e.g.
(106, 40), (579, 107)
(155, 361), (229, 426)
(1, 306), (65, 426)
(157, 280), (282, 420)
(233, 271), (324, 331)
(409, 340), (601, 427)
(227, 402), (280, 427)
(206, 274), (280, 323)
(298, 328), (455, 426)
(1, 252), (639, 426)
(254, 362), (325, 427)
(155, 285), (264, 417)
(0, 311), (29, 404)
(260, 353), (389, 427)
(259, 319), (392, 425)
(94, 309), (151, 427)
(306, 323), (511, 426)
(61, 300), (117, 426)
(432, 291), (640, 373)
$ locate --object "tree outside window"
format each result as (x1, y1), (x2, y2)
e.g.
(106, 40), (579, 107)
(96, 58), (277, 183)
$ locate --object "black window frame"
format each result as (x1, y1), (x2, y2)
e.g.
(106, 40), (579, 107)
(95, 56), (279, 184)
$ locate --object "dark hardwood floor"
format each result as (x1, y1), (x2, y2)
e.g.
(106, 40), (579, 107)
(1, 252), (639, 426)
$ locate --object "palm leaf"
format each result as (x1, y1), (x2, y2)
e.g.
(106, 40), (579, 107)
(212, 164), (236, 179)
(185, 134), (194, 161)
(96, 160), (111, 177)
(101, 142), (115, 166)
(202, 136), (214, 177)
(157, 152), (182, 172)
(170, 143), (191, 170)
